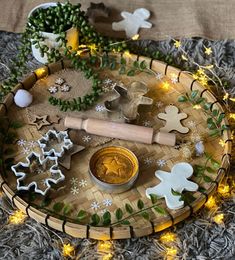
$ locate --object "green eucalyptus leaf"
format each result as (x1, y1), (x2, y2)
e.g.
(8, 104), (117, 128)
(210, 158), (220, 169)
(141, 211), (150, 220)
(53, 202), (64, 213)
(191, 90), (199, 99)
(115, 208), (123, 220)
(140, 60), (147, 69)
(195, 97), (205, 104)
(133, 60), (139, 68)
(154, 206), (166, 215)
(77, 210), (87, 221)
(203, 102), (211, 110)
(119, 66), (126, 75)
(40, 197), (52, 207)
(171, 189), (181, 196)
(121, 220), (130, 225)
(103, 211), (111, 220)
(127, 69), (135, 76)
(120, 57), (126, 65)
(217, 113), (225, 124)
(103, 217), (111, 226)
(91, 213), (100, 226)
(209, 129), (220, 137)
(137, 199), (144, 209)
(212, 109), (219, 117)
(149, 194), (158, 204)
(206, 166), (215, 173)
(203, 175), (212, 182)
(178, 96), (188, 102)
(63, 204), (72, 215)
(125, 203), (134, 214)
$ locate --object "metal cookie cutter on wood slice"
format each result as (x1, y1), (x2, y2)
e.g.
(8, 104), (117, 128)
(38, 130), (73, 157)
(104, 81), (153, 122)
(11, 152), (65, 196)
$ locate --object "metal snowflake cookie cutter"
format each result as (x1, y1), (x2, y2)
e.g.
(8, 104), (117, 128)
(104, 81), (153, 122)
(11, 152), (65, 196)
(38, 130), (73, 157)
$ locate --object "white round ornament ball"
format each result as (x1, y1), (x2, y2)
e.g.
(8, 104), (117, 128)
(14, 89), (33, 108)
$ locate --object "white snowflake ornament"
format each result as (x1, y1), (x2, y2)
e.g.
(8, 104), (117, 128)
(157, 159), (167, 168)
(55, 78), (65, 85)
(70, 177), (78, 186)
(79, 179), (88, 187)
(112, 8), (152, 38)
(48, 86), (58, 94)
(60, 84), (71, 92)
(71, 186), (79, 195)
(146, 162), (198, 210)
(82, 135), (91, 143)
(17, 139), (26, 147)
(103, 198), (112, 207)
(144, 157), (153, 166)
(95, 104), (105, 112)
(91, 201), (100, 210)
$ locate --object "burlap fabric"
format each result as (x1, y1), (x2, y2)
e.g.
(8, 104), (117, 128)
(0, 0), (235, 40)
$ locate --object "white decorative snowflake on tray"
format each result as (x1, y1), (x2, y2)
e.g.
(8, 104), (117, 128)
(155, 72), (163, 80)
(70, 177), (78, 186)
(60, 84), (71, 92)
(144, 157), (153, 166)
(27, 141), (37, 148)
(157, 159), (167, 167)
(95, 104), (105, 112)
(79, 179), (88, 187)
(22, 147), (30, 155)
(103, 198), (112, 207)
(187, 120), (197, 128)
(155, 101), (164, 108)
(170, 73), (178, 84)
(55, 78), (65, 85)
(82, 135), (91, 143)
(91, 201), (100, 210)
(71, 186), (79, 195)
(142, 120), (152, 127)
(102, 85), (111, 93)
(17, 139), (26, 147)
(103, 78), (112, 85)
(48, 86), (58, 94)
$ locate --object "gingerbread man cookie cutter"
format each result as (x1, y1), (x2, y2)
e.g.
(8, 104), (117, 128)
(157, 105), (189, 133)
(104, 81), (153, 122)
(146, 162), (198, 210)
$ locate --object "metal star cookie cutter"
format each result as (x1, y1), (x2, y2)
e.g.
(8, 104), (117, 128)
(11, 152), (65, 196)
(104, 81), (153, 122)
(38, 130), (73, 157)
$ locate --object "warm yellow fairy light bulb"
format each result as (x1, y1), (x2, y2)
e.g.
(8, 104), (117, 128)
(62, 243), (75, 257)
(102, 253), (113, 260)
(223, 93), (229, 100)
(9, 210), (27, 224)
(174, 40), (181, 48)
(131, 34), (140, 40)
(213, 213), (224, 225)
(123, 50), (132, 58)
(165, 247), (178, 258)
(193, 104), (201, 110)
(205, 196), (217, 209)
(98, 241), (113, 253)
(229, 97), (235, 102)
(160, 232), (176, 243)
(162, 81), (170, 90)
(219, 139), (226, 147)
(218, 184), (230, 196)
(204, 47), (212, 55)
(181, 54), (188, 61)
(34, 67), (48, 78)
(229, 113), (235, 120)
(205, 64), (214, 69)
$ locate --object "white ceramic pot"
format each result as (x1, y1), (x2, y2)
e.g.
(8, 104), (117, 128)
(28, 3), (64, 64)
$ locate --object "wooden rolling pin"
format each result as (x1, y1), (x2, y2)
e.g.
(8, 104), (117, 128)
(65, 117), (176, 146)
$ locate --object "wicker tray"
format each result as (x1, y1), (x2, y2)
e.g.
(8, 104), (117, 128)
(0, 54), (232, 240)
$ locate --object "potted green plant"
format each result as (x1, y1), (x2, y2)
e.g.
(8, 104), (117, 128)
(1, 1), (125, 99)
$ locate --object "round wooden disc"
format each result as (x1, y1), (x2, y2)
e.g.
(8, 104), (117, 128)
(0, 54), (231, 240)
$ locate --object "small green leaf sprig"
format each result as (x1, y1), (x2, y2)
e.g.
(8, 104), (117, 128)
(178, 90), (229, 137)
(0, 117), (23, 178)
(193, 152), (220, 184)
(28, 193), (166, 227)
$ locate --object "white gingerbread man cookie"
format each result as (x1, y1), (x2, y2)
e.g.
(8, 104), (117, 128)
(146, 162), (198, 210)
(158, 105), (189, 133)
(112, 8), (152, 38)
